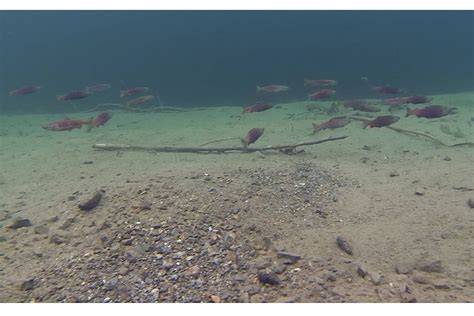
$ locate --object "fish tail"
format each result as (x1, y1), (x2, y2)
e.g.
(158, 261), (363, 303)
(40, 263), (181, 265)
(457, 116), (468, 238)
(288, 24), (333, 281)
(256, 86), (262, 93)
(405, 108), (414, 117)
(119, 90), (126, 98)
(362, 120), (370, 129)
(304, 79), (309, 86)
(311, 123), (320, 134)
(56, 95), (64, 101)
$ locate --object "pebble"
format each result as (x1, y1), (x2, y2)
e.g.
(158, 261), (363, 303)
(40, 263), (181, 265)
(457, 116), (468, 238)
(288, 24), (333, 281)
(275, 296), (299, 303)
(467, 198), (474, 208)
(184, 265), (200, 277)
(412, 272), (431, 284)
(104, 278), (118, 291)
(336, 236), (353, 255)
(368, 271), (383, 285)
(19, 278), (36, 291)
(357, 263), (368, 278)
(83, 161), (93, 164)
(414, 189), (424, 196)
(34, 225), (49, 235)
(276, 251), (301, 263)
(78, 191), (103, 211)
(272, 263), (287, 274)
(443, 156), (451, 161)
(49, 234), (67, 244)
(389, 171), (400, 177)
(395, 261), (415, 274)
(254, 257), (273, 269)
(210, 295), (221, 303)
(416, 259), (443, 273)
(7, 218), (32, 229)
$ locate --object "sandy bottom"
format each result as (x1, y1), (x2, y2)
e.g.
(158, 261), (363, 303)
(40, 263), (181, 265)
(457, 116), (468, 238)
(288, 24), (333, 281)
(0, 92), (473, 302)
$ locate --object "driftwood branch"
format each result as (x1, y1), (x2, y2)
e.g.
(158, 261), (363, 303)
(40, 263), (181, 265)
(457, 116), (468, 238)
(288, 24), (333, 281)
(82, 103), (215, 113)
(92, 135), (348, 154)
(352, 116), (473, 147)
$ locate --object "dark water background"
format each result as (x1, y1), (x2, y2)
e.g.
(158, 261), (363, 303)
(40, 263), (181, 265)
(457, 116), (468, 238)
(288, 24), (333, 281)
(0, 11), (473, 113)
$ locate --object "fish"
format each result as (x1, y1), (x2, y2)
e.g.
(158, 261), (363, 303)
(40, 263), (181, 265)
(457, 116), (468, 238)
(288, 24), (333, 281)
(57, 90), (91, 101)
(371, 85), (404, 94)
(304, 79), (338, 87)
(243, 102), (274, 113)
(43, 118), (92, 131)
(242, 128), (264, 146)
(360, 115), (400, 128)
(120, 87), (150, 98)
(308, 89), (336, 100)
(256, 85), (289, 93)
(127, 95), (155, 106)
(92, 112), (112, 127)
(9, 85), (41, 96)
(403, 95), (432, 104)
(340, 100), (380, 112)
(85, 83), (112, 94)
(312, 116), (351, 134)
(406, 105), (457, 119)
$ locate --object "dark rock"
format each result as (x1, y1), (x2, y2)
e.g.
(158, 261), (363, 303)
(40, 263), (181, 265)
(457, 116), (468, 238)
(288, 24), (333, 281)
(121, 238), (133, 246)
(467, 198), (474, 208)
(254, 257), (272, 269)
(272, 263), (287, 274)
(78, 191), (103, 211)
(7, 218), (31, 229)
(19, 278), (36, 291)
(276, 251), (301, 263)
(336, 236), (353, 255)
(83, 161), (93, 164)
(258, 272), (280, 286)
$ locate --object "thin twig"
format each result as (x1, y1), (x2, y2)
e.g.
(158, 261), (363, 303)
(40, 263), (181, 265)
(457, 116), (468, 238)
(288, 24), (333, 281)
(93, 135), (348, 154)
(82, 103), (217, 113)
(199, 137), (242, 146)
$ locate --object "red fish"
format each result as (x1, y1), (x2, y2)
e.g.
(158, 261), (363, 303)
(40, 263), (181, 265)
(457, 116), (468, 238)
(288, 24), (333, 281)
(127, 95), (155, 106)
(57, 90), (91, 101)
(340, 100), (380, 112)
(43, 118), (92, 131)
(406, 105), (456, 118)
(92, 112), (112, 127)
(308, 89), (336, 100)
(256, 85), (289, 93)
(242, 128), (264, 146)
(9, 85), (41, 96)
(371, 85), (403, 94)
(304, 79), (338, 87)
(383, 97), (408, 106)
(120, 87), (150, 98)
(361, 115), (400, 128)
(243, 102), (274, 114)
(85, 83), (112, 94)
(403, 95), (432, 104)
(312, 116), (350, 134)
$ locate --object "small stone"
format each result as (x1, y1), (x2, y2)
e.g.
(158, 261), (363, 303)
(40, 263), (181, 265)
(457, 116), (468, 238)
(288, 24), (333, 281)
(275, 296), (299, 303)
(32, 248), (43, 257)
(417, 259), (443, 273)
(47, 215), (59, 223)
(276, 251), (301, 263)
(395, 261), (415, 274)
(121, 238), (133, 246)
(19, 278), (36, 291)
(7, 218), (31, 229)
(67, 195), (76, 201)
(58, 217), (75, 230)
(0, 236), (7, 242)
(414, 189), (424, 196)
(242, 285), (261, 295)
(412, 272), (431, 284)
(433, 282), (450, 290)
(336, 236), (353, 255)
(240, 292), (250, 303)
(83, 160), (93, 164)
(389, 171), (400, 177)
(443, 156), (451, 161)
(467, 198), (474, 208)
(104, 278), (118, 291)
(118, 267), (129, 276)
(250, 294), (265, 303)
(357, 264), (368, 277)
(184, 265), (200, 277)
(272, 263), (287, 274)
(257, 272), (281, 285)
(254, 257), (272, 269)
(49, 234), (67, 244)
(78, 191), (103, 211)
(34, 225), (49, 235)
(210, 295), (221, 303)
(368, 271), (383, 285)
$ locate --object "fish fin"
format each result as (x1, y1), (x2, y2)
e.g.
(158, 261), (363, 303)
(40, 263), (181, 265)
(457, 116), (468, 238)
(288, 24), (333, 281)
(256, 86), (263, 93)
(119, 90), (126, 98)
(362, 120), (370, 129)
(311, 123), (319, 134)
(405, 109), (414, 117)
